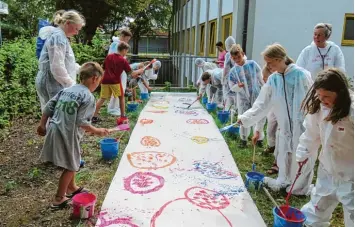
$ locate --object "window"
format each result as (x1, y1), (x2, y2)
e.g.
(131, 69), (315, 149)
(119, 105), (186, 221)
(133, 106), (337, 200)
(199, 24), (205, 56)
(180, 30), (185, 52)
(342, 13), (354, 46)
(208, 20), (217, 56)
(191, 26), (195, 54)
(186, 28), (190, 53)
(222, 14), (233, 45)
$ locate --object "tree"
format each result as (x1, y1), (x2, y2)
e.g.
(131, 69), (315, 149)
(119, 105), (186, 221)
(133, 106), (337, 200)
(1, 0), (56, 39)
(128, 0), (172, 54)
(55, 0), (149, 44)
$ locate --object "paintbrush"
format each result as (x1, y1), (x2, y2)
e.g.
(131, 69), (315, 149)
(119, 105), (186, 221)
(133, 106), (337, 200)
(117, 130), (127, 141)
(186, 99), (198, 109)
(252, 144), (256, 171)
(219, 121), (239, 133)
(262, 187), (287, 219)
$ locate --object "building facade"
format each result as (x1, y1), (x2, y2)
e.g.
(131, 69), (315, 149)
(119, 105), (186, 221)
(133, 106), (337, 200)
(172, 0), (354, 87)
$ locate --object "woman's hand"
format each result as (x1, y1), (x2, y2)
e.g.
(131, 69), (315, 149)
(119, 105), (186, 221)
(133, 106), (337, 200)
(252, 131), (260, 145)
(37, 125), (47, 136)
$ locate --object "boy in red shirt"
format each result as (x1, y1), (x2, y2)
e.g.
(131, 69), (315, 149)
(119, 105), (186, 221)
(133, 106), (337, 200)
(93, 42), (143, 125)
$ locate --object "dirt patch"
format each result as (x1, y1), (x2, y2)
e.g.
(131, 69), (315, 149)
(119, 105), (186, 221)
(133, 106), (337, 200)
(0, 108), (137, 226)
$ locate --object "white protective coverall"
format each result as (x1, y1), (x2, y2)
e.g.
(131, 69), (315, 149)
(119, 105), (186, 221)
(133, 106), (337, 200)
(238, 64), (314, 193)
(296, 41), (346, 80)
(199, 68), (223, 107)
(137, 61), (161, 93)
(296, 91), (354, 227)
(228, 60), (265, 141)
(35, 27), (80, 111)
(195, 58), (218, 86)
(107, 62), (141, 115)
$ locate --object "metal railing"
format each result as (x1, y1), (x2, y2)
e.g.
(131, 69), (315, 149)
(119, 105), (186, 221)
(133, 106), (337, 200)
(128, 54), (218, 87)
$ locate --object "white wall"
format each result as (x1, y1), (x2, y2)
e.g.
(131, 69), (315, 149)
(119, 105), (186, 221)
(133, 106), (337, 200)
(222, 0), (233, 16)
(251, 0), (354, 78)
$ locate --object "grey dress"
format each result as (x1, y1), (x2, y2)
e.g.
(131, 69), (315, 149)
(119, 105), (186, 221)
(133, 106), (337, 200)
(40, 84), (95, 171)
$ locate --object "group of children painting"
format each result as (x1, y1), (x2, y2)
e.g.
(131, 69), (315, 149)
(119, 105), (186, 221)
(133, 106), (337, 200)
(195, 23), (353, 226)
(36, 27), (161, 210)
(35, 17), (353, 226)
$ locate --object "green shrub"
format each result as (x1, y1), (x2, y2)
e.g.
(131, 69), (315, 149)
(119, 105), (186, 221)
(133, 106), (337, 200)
(0, 32), (109, 138)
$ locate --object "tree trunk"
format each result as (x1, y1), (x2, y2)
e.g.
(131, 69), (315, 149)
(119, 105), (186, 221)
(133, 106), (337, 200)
(132, 35), (140, 55)
(168, 15), (172, 55)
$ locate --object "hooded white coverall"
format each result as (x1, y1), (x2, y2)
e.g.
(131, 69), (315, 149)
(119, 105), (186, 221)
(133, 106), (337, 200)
(35, 27), (80, 111)
(229, 60), (265, 141)
(195, 58), (218, 86)
(137, 61), (161, 94)
(199, 68), (223, 106)
(296, 40), (347, 193)
(296, 41), (346, 80)
(296, 91), (354, 227)
(238, 64), (314, 193)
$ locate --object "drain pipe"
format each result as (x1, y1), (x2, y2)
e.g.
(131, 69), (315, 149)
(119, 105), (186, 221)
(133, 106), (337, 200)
(242, 0), (249, 54)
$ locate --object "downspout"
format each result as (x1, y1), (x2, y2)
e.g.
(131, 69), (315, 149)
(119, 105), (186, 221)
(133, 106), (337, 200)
(242, 0), (249, 55)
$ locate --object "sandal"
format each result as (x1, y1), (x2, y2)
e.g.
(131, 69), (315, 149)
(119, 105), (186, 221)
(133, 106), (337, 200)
(66, 186), (89, 198)
(266, 164), (279, 175)
(50, 196), (71, 210)
(263, 146), (275, 154)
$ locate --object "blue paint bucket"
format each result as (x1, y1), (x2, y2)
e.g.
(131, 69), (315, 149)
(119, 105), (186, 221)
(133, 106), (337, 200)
(202, 97), (208, 104)
(273, 205), (306, 227)
(127, 102), (139, 112)
(245, 171), (264, 191)
(217, 111), (230, 124)
(228, 125), (239, 134)
(206, 103), (217, 112)
(140, 93), (149, 100)
(100, 138), (119, 160)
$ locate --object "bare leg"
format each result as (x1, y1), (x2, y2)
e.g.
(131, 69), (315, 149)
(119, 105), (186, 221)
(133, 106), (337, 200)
(119, 95), (126, 117)
(94, 98), (106, 117)
(53, 169), (75, 204)
(66, 173), (80, 195)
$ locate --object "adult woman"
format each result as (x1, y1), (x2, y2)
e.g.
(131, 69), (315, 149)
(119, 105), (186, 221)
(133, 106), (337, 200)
(36, 10), (85, 111)
(215, 41), (226, 68)
(296, 23), (345, 80)
(237, 43), (314, 194)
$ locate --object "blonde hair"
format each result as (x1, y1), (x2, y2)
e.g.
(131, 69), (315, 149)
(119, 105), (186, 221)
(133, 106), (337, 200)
(52, 10), (65, 26)
(54, 10), (85, 26)
(229, 44), (243, 56)
(262, 43), (294, 65)
(314, 23), (333, 39)
(79, 62), (104, 81)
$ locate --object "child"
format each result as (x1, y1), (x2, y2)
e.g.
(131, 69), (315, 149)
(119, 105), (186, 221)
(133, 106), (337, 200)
(195, 58), (218, 87)
(37, 62), (109, 209)
(228, 44), (264, 148)
(263, 66), (279, 175)
(130, 60), (161, 102)
(93, 42), (144, 125)
(197, 68), (223, 108)
(296, 68), (353, 226)
(237, 43), (313, 194)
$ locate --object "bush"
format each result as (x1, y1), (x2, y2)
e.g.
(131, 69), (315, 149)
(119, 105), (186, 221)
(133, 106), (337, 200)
(0, 37), (39, 129)
(0, 32), (109, 136)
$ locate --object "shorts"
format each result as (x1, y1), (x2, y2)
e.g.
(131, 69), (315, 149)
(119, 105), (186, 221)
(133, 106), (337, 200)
(100, 84), (122, 99)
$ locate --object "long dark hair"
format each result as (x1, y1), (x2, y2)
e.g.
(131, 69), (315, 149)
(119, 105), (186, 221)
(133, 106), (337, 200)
(302, 68), (351, 124)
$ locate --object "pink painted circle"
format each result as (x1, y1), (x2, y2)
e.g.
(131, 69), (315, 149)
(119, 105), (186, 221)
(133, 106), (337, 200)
(184, 186), (230, 210)
(124, 172), (164, 194)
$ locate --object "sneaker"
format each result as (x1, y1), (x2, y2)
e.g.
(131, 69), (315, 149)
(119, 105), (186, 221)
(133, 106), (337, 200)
(116, 116), (129, 125)
(238, 140), (247, 148)
(80, 159), (85, 168)
(256, 140), (263, 148)
(92, 117), (101, 123)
